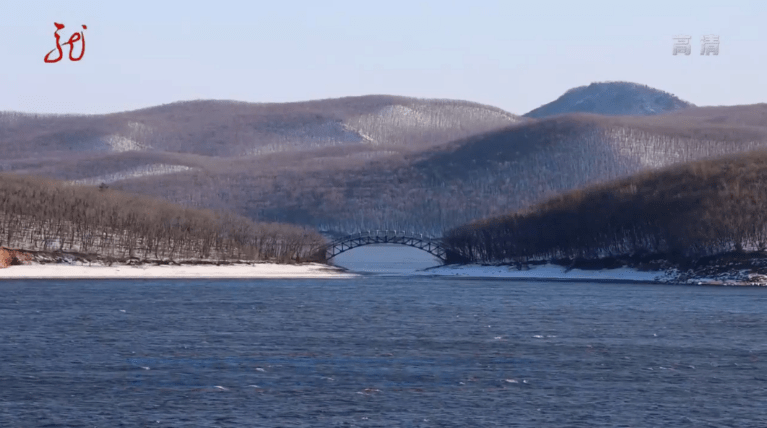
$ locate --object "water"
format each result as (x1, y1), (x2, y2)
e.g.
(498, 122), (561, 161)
(332, 244), (442, 274)
(2, 277), (767, 427)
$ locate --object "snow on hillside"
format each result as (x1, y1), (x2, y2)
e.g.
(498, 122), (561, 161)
(241, 100), (519, 154)
(243, 120), (366, 156)
(604, 127), (767, 169)
(262, 120), (363, 145)
(344, 150), (399, 160)
(246, 140), (360, 156)
(524, 81), (694, 118)
(345, 102), (520, 146)
(102, 135), (151, 152)
(69, 164), (193, 185)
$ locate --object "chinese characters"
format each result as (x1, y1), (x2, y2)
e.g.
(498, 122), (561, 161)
(673, 34), (719, 56)
(672, 35), (691, 55)
(700, 35), (719, 55)
(44, 22), (87, 63)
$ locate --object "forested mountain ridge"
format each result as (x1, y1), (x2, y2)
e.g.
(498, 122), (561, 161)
(147, 104), (764, 236)
(524, 81), (695, 118)
(2, 86), (766, 237)
(0, 95), (520, 160)
(442, 147), (767, 267)
(0, 95), (522, 223)
(0, 95), (520, 236)
(0, 173), (324, 264)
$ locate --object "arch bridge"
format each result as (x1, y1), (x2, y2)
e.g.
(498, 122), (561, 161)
(323, 230), (457, 263)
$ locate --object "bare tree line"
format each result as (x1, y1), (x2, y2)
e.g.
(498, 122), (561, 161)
(0, 173), (325, 263)
(442, 149), (767, 265)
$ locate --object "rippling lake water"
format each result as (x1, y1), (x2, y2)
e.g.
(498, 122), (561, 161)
(2, 274), (767, 426)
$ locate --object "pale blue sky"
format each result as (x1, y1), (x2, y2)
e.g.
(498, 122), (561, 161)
(1, 0), (764, 115)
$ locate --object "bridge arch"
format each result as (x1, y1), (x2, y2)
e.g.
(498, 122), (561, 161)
(323, 230), (452, 263)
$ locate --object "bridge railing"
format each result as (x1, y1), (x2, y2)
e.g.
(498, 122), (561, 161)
(373, 230), (436, 238)
(330, 230), (438, 241)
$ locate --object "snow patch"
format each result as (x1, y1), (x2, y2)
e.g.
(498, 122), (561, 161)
(245, 121), (364, 155)
(103, 135), (151, 152)
(345, 150), (399, 160)
(69, 164), (194, 185)
(344, 102), (518, 146)
(604, 127), (767, 170)
(418, 263), (669, 282)
(0, 262), (357, 279)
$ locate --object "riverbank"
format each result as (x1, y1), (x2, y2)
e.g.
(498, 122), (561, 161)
(4, 261), (767, 284)
(0, 246), (357, 279)
(419, 263), (667, 282)
(419, 260), (767, 286)
(5, 247), (767, 284)
(0, 260), (356, 279)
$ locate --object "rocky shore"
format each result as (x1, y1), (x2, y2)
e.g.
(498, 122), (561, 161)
(0, 247), (35, 269)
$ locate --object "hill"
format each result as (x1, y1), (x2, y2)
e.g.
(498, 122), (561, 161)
(442, 148), (767, 266)
(3, 89), (766, 237)
(523, 81), (694, 118)
(0, 95), (521, 235)
(0, 172), (323, 264)
(0, 95), (520, 160)
(159, 104), (764, 235)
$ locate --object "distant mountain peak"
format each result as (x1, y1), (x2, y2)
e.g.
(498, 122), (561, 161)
(524, 81), (695, 118)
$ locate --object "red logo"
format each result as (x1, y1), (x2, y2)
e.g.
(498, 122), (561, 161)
(44, 22), (87, 63)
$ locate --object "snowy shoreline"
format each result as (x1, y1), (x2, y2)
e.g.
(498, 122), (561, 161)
(417, 263), (767, 286)
(3, 261), (767, 286)
(0, 262), (357, 279)
(419, 263), (665, 282)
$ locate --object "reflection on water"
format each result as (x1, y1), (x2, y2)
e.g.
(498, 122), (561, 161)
(331, 244), (442, 274)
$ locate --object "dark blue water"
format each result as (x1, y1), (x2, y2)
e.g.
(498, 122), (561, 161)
(1, 277), (766, 427)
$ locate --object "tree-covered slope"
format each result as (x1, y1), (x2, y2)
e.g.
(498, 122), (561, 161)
(443, 148), (767, 264)
(0, 173), (323, 263)
(3, 89), (766, 237)
(524, 81), (694, 118)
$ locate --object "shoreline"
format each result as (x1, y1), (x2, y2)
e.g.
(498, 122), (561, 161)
(418, 263), (767, 286)
(0, 262), (357, 279)
(3, 260), (767, 286)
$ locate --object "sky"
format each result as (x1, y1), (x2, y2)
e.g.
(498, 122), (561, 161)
(1, 0), (765, 115)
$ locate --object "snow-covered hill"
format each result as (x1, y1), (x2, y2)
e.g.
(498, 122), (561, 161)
(524, 81), (694, 118)
(5, 85), (766, 237)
